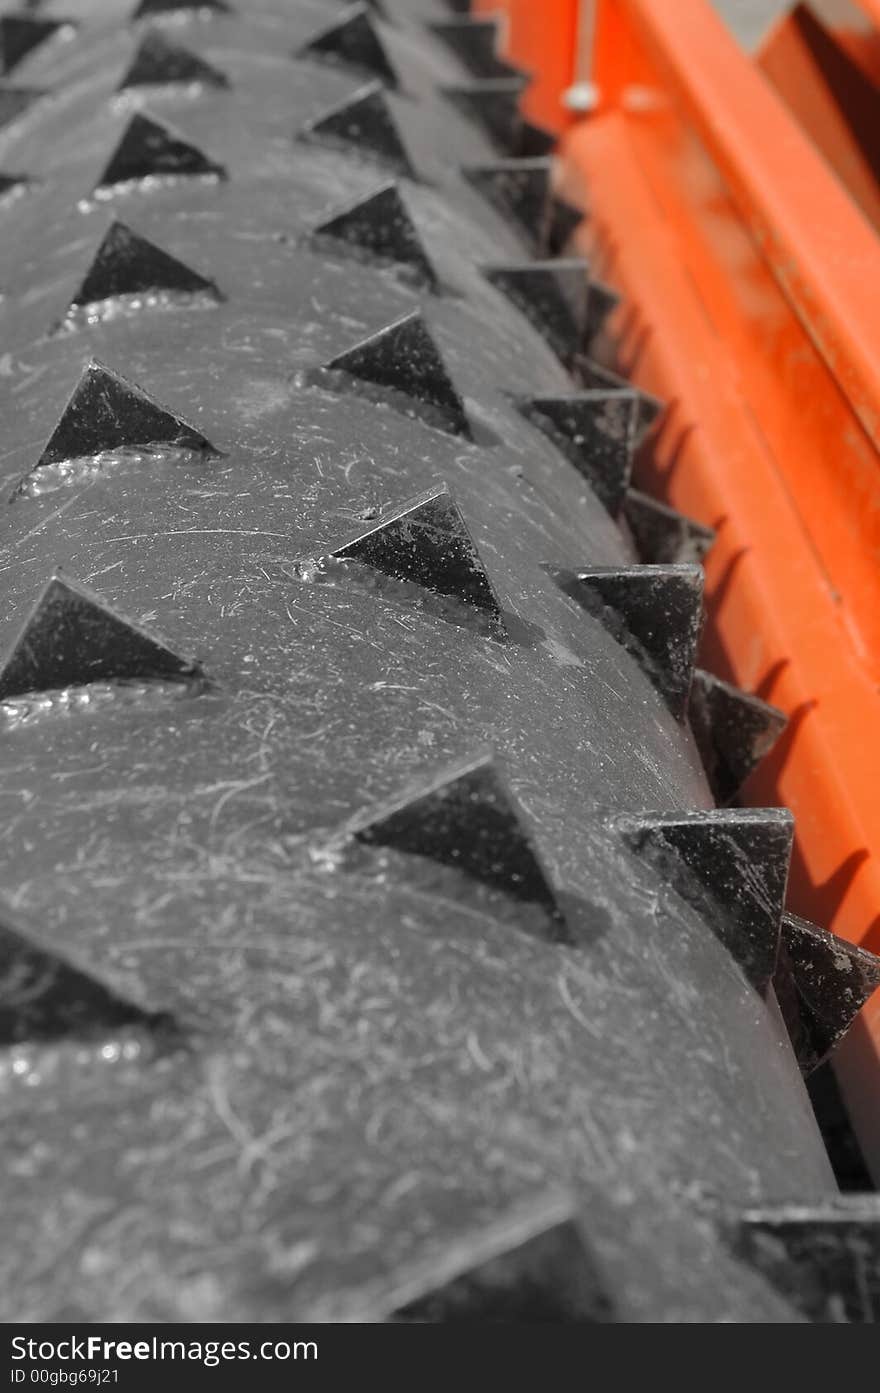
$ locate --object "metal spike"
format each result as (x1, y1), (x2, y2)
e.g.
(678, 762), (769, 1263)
(95, 112), (226, 192)
(392, 1197), (612, 1321)
(547, 197), (583, 256)
(66, 219), (221, 314)
(623, 490), (715, 565)
(440, 77), (528, 152)
(618, 807), (793, 991)
(520, 393), (638, 516)
(689, 669), (787, 804)
(548, 563), (704, 718)
(333, 481), (504, 634)
(483, 258), (589, 360)
(313, 182), (437, 288)
(325, 310), (470, 437)
(297, 4), (399, 89)
(302, 81), (415, 178)
(428, 17), (518, 79)
(0, 16), (66, 75)
(517, 119), (556, 157)
(118, 28), (229, 91)
(29, 360), (218, 476)
(734, 1200), (880, 1322)
(346, 752), (567, 940)
(586, 279), (621, 343)
(463, 158), (551, 251)
(775, 911), (880, 1074)
(575, 356), (665, 441)
(0, 911), (169, 1047)
(0, 574), (199, 700)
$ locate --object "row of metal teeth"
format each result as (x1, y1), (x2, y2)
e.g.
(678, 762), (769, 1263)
(1, 0), (878, 1323)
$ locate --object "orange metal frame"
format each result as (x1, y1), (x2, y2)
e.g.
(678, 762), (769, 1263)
(483, 0), (880, 1172)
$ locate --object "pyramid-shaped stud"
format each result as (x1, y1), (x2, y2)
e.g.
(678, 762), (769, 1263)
(623, 490), (715, 565)
(297, 4), (399, 89)
(618, 807), (793, 992)
(347, 752), (567, 940)
(547, 197), (583, 256)
(133, 0), (230, 16)
(95, 112), (226, 193)
(519, 392), (639, 516)
(440, 77), (528, 152)
(63, 219), (221, 321)
(428, 17), (516, 78)
(733, 1200), (880, 1323)
(576, 357), (664, 442)
(518, 119), (556, 158)
(393, 1199), (611, 1321)
(313, 182), (437, 288)
(0, 16), (67, 76)
(29, 360), (218, 478)
(484, 258), (589, 360)
(775, 911), (880, 1075)
(549, 564), (703, 719)
(0, 573), (199, 700)
(302, 81), (415, 178)
(0, 86), (42, 130)
(118, 29), (230, 91)
(586, 279), (621, 343)
(0, 912), (167, 1047)
(689, 669), (787, 805)
(325, 310), (470, 437)
(463, 158), (551, 250)
(333, 481), (504, 635)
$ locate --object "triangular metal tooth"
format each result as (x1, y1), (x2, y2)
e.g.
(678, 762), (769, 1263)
(733, 1200), (880, 1323)
(297, 5), (399, 89)
(463, 158), (551, 250)
(623, 489), (715, 565)
(440, 77), (528, 152)
(689, 668), (787, 805)
(325, 310), (470, 436)
(575, 356), (665, 441)
(32, 359), (218, 472)
(333, 481), (504, 633)
(118, 29), (229, 91)
(428, 17), (516, 78)
(95, 111), (226, 192)
(547, 197), (583, 256)
(347, 752), (567, 939)
(774, 911), (880, 1075)
(586, 278), (621, 343)
(0, 911), (168, 1047)
(302, 81), (415, 178)
(618, 807), (793, 992)
(519, 392), (639, 516)
(0, 86), (42, 130)
(67, 219), (221, 312)
(483, 258), (589, 360)
(548, 564), (703, 718)
(133, 0), (230, 16)
(0, 16), (66, 75)
(313, 181), (437, 288)
(0, 573), (199, 700)
(517, 118), (556, 157)
(392, 1198), (613, 1321)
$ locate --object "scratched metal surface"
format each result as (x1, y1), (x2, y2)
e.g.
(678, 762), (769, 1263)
(0, 0), (834, 1321)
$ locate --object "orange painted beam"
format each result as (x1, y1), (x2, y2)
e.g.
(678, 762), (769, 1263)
(472, 0), (580, 130)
